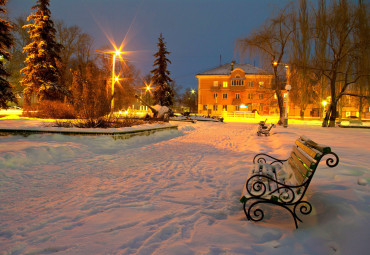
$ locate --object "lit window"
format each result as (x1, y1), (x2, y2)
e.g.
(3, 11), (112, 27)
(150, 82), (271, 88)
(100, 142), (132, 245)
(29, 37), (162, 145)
(248, 81), (253, 87)
(213, 81), (218, 86)
(259, 81), (264, 87)
(223, 93), (227, 99)
(236, 93), (240, 99)
(259, 94), (263, 99)
(223, 105), (227, 111)
(248, 93), (253, 99)
(260, 103), (264, 111)
(232, 79), (245, 86)
(203, 105), (207, 110)
(223, 81), (228, 88)
(213, 93), (218, 99)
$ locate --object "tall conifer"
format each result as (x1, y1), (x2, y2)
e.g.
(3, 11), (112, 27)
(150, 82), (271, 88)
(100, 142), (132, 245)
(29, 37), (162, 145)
(0, 0), (17, 108)
(151, 33), (174, 107)
(21, 0), (64, 106)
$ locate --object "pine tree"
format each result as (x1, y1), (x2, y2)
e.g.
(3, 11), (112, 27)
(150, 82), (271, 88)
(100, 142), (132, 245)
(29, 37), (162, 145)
(151, 33), (174, 107)
(21, 0), (65, 107)
(0, 0), (17, 109)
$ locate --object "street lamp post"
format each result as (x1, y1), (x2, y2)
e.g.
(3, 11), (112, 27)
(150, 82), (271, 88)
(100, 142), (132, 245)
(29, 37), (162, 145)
(284, 84), (291, 128)
(273, 61), (291, 127)
(111, 50), (123, 112)
(322, 100), (327, 119)
(191, 89), (196, 113)
(284, 64), (291, 128)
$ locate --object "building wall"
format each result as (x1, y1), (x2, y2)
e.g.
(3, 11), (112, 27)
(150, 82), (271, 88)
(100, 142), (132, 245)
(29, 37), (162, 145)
(196, 68), (275, 116)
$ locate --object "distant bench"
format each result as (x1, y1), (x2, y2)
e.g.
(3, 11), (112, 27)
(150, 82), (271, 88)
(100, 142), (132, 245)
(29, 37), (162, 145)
(240, 136), (339, 228)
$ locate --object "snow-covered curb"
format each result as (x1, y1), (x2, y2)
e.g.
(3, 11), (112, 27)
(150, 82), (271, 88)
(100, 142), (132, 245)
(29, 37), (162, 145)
(0, 118), (178, 135)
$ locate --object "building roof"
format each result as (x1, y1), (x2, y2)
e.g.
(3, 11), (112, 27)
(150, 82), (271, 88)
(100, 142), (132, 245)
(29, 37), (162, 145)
(197, 62), (271, 76)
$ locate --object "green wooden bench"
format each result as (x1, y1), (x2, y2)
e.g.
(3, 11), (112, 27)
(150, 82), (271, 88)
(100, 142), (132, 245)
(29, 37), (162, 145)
(240, 136), (339, 228)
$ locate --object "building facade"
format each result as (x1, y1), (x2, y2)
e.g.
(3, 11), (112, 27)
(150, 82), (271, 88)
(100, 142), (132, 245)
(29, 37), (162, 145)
(196, 62), (276, 116)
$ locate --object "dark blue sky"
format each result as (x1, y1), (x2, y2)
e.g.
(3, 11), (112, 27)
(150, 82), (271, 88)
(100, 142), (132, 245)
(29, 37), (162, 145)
(7, 0), (291, 91)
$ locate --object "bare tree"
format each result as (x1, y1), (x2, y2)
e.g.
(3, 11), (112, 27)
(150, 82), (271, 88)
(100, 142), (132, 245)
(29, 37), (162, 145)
(114, 61), (141, 110)
(237, 6), (294, 124)
(71, 62), (110, 119)
(353, 0), (370, 120)
(313, 0), (370, 127)
(55, 21), (82, 92)
(75, 33), (94, 67)
(290, 0), (314, 119)
(314, 0), (330, 120)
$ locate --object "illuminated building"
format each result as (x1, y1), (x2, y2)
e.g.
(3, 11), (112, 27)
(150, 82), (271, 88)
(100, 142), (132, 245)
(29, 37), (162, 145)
(195, 61), (276, 116)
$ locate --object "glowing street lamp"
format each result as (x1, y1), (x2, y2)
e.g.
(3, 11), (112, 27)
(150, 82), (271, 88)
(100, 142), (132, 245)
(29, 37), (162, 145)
(111, 49), (124, 111)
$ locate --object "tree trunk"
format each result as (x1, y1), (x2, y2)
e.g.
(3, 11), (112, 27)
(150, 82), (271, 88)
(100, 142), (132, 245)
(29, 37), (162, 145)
(359, 95), (363, 121)
(328, 99), (337, 127)
(338, 98), (342, 122)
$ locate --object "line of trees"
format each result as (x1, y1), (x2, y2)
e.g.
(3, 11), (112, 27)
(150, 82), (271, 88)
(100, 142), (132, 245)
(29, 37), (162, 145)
(237, 0), (369, 127)
(0, 0), (190, 118)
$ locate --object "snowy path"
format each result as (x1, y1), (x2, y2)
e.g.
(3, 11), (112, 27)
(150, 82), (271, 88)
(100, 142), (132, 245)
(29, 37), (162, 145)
(0, 121), (369, 254)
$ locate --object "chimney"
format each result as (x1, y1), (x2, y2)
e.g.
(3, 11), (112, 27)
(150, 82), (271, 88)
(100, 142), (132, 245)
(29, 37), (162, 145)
(231, 60), (236, 71)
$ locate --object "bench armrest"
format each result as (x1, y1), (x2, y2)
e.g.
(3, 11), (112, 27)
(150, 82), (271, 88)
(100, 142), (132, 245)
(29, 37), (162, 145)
(253, 153), (287, 165)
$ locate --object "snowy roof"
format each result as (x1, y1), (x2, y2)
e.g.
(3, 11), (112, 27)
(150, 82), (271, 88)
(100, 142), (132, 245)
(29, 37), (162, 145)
(197, 62), (271, 76)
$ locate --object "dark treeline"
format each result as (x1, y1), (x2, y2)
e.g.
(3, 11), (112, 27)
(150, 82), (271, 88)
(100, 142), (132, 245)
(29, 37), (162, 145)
(237, 0), (369, 127)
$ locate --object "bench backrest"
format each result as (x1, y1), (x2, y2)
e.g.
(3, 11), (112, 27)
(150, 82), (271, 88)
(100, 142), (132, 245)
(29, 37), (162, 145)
(288, 136), (331, 185)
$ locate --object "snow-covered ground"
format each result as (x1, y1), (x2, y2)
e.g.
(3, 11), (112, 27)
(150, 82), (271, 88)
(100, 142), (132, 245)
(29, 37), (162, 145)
(0, 117), (369, 255)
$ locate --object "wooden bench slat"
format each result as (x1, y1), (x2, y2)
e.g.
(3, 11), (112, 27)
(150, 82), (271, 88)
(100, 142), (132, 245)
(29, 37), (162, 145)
(288, 157), (305, 184)
(300, 136), (331, 153)
(292, 146), (317, 170)
(289, 153), (311, 184)
(295, 139), (321, 160)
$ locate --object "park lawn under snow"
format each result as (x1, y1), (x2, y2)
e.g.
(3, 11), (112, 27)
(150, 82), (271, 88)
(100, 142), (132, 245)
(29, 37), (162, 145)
(0, 118), (369, 255)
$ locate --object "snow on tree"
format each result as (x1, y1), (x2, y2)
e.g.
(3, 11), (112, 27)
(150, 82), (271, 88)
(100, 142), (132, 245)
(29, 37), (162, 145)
(21, 0), (66, 107)
(151, 33), (174, 107)
(0, 0), (17, 109)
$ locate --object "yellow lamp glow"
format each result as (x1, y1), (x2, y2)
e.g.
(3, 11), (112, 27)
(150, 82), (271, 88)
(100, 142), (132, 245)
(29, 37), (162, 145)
(273, 61), (278, 66)
(115, 49), (122, 56)
(322, 100), (328, 106)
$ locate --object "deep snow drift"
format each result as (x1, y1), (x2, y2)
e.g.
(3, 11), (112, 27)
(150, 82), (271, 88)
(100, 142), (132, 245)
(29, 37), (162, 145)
(0, 119), (369, 255)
